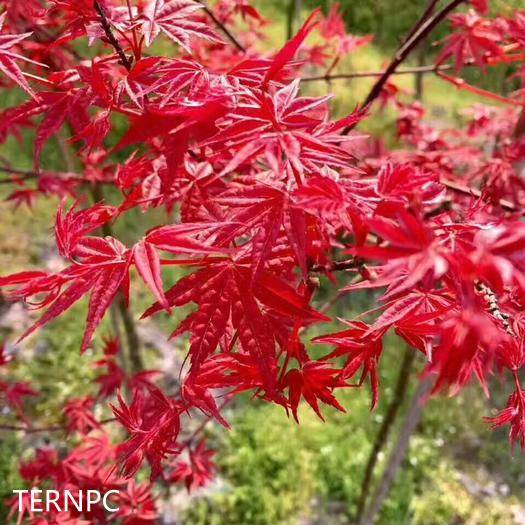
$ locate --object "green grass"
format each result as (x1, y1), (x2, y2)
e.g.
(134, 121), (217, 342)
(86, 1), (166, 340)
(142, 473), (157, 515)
(183, 349), (525, 525)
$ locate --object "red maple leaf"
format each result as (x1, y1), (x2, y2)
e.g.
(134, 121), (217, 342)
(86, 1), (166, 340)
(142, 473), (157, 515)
(112, 386), (182, 479)
(168, 440), (216, 491)
(140, 0), (221, 50)
(486, 387), (525, 450)
(437, 11), (504, 70)
(315, 321), (384, 408)
(0, 12), (44, 98)
(63, 397), (100, 435)
(143, 259), (328, 395)
(281, 360), (346, 422)
(113, 480), (158, 524)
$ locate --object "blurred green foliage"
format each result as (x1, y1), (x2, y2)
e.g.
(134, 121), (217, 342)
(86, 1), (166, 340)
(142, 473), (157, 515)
(183, 357), (525, 525)
(411, 461), (520, 525)
(261, 0), (525, 49)
(0, 435), (22, 522)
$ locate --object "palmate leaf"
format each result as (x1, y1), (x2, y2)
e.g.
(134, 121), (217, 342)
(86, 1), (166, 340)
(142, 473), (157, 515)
(203, 80), (361, 179)
(140, 0), (221, 50)
(81, 261), (131, 352)
(0, 12), (42, 98)
(315, 321), (384, 409)
(281, 360), (346, 422)
(0, 89), (94, 167)
(437, 11), (504, 70)
(1, 200), (233, 354)
(215, 185), (309, 278)
(4, 238), (133, 353)
(143, 260), (329, 393)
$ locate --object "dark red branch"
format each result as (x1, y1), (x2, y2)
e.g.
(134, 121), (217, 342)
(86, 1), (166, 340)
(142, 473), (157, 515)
(343, 0), (467, 134)
(94, 1), (133, 71)
(301, 63), (453, 82)
(0, 417), (116, 434)
(442, 179), (519, 213)
(363, 0), (466, 107)
(402, 0), (440, 45)
(199, 1), (246, 53)
(309, 259), (357, 273)
(513, 107), (525, 138)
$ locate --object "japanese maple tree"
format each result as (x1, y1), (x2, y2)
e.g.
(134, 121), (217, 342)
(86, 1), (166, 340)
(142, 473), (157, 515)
(0, 0), (524, 522)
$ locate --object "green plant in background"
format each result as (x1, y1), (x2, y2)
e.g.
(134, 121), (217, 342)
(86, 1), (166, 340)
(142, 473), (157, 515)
(184, 405), (317, 525)
(0, 435), (21, 523)
(182, 351), (408, 525)
(183, 342), (525, 525)
(411, 461), (520, 525)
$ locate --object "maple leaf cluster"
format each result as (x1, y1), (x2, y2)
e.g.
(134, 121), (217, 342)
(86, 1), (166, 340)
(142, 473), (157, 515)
(0, 337), (216, 524)
(0, 0), (524, 519)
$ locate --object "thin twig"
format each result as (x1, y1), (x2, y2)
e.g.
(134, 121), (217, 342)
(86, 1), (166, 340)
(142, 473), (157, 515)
(94, 0), (133, 71)
(359, 378), (433, 525)
(363, 0), (466, 108)
(0, 165), (35, 177)
(442, 178), (519, 213)
(355, 347), (416, 523)
(343, 0), (467, 135)
(199, 1), (246, 53)
(301, 63), (453, 82)
(0, 417), (116, 434)
(0, 423), (64, 433)
(185, 397), (233, 445)
(309, 259), (357, 273)
(0, 165), (113, 186)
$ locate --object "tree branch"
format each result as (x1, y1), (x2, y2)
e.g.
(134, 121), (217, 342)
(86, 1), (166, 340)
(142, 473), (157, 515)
(513, 106), (525, 138)
(355, 347), (415, 523)
(185, 397), (233, 446)
(442, 178), (519, 213)
(402, 0), (440, 45)
(0, 417), (116, 434)
(301, 63), (453, 82)
(0, 165), (112, 186)
(360, 377), (433, 525)
(308, 259), (357, 273)
(364, 0), (466, 108)
(343, 0), (467, 134)
(94, 0), (133, 71)
(199, 1), (246, 53)
(117, 293), (144, 373)
(0, 165), (35, 177)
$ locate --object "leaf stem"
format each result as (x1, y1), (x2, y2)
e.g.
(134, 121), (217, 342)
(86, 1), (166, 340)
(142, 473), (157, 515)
(343, 0), (467, 134)
(199, 1), (246, 53)
(301, 63), (453, 82)
(94, 0), (133, 71)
